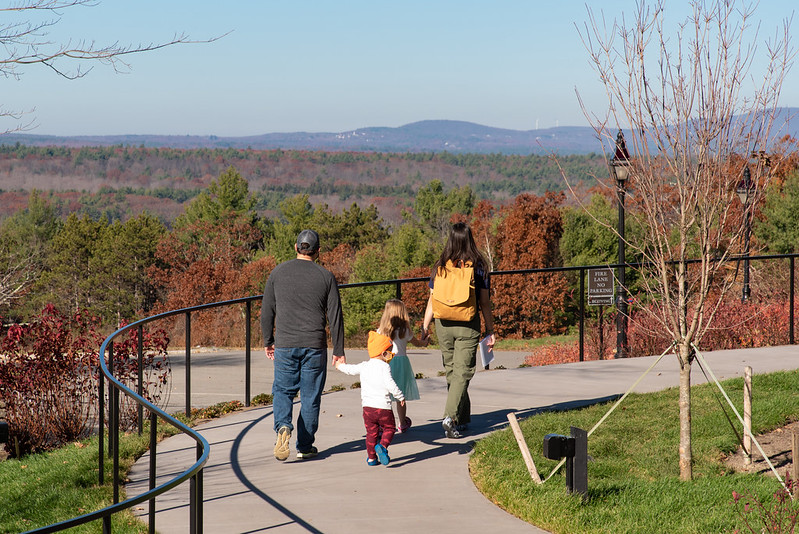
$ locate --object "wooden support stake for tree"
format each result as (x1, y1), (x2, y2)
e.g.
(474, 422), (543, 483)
(507, 412), (542, 484)
(743, 366), (752, 465)
(792, 428), (799, 499)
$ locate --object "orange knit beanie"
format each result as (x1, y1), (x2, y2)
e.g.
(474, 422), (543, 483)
(367, 331), (393, 359)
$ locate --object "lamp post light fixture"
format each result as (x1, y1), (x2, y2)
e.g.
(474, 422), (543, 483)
(609, 130), (631, 358)
(737, 166), (755, 302)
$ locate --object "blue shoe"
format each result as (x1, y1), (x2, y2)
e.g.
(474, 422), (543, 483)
(375, 443), (390, 465)
(367, 458), (379, 466)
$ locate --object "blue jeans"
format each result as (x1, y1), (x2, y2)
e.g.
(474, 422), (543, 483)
(272, 347), (327, 452)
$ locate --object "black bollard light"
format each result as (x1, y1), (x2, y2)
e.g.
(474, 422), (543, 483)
(543, 426), (588, 497)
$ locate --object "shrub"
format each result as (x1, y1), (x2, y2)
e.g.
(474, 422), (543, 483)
(251, 393), (273, 406)
(522, 341), (583, 367)
(192, 400), (244, 420)
(0, 304), (170, 457)
(523, 297), (793, 366)
(731, 476), (799, 533)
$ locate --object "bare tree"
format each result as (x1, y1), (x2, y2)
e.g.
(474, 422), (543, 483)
(0, 0), (217, 132)
(0, 246), (36, 308)
(575, 0), (794, 480)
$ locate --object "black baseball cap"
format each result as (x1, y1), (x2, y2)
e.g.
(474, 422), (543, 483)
(296, 229), (320, 253)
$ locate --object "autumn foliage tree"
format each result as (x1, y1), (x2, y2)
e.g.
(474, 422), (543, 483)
(492, 192), (569, 338)
(149, 216), (272, 346)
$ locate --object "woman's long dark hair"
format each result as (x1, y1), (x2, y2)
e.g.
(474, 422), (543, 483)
(435, 222), (486, 271)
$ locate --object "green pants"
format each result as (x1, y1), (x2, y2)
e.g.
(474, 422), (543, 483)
(435, 315), (480, 425)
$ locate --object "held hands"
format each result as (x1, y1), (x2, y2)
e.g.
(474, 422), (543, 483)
(332, 354), (346, 367)
(420, 326), (430, 343)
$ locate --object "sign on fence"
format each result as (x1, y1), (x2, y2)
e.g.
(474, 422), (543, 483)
(588, 268), (614, 306)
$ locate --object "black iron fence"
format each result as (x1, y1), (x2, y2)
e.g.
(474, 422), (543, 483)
(26, 252), (799, 533)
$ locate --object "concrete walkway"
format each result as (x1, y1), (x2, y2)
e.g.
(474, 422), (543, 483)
(127, 345), (799, 533)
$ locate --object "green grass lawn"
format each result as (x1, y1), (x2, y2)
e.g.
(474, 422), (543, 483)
(0, 432), (153, 533)
(493, 333), (578, 352)
(0, 407), (218, 533)
(469, 369), (799, 533)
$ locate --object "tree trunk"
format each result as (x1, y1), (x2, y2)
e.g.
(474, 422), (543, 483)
(678, 343), (693, 480)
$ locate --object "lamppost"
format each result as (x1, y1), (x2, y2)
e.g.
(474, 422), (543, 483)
(609, 130), (631, 358)
(737, 166), (754, 302)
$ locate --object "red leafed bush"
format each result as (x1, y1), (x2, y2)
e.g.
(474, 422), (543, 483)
(522, 342), (584, 367)
(697, 299), (791, 350)
(0, 305), (169, 457)
(106, 321), (171, 431)
(523, 297), (794, 367)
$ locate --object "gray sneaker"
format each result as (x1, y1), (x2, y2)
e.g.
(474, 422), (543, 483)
(274, 426), (291, 461)
(442, 417), (461, 439)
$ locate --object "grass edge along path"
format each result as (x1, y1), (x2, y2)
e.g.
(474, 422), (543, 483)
(0, 400), (259, 534)
(0, 432), (154, 533)
(469, 369), (799, 534)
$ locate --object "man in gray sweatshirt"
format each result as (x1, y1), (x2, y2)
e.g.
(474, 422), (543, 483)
(261, 229), (346, 461)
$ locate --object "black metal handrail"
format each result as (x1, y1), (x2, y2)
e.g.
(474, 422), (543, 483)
(26, 252), (798, 533)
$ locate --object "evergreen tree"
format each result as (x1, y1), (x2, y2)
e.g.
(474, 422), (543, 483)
(560, 194), (618, 267)
(412, 179), (475, 241)
(91, 213), (166, 326)
(0, 191), (62, 316)
(175, 166), (260, 229)
(756, 170), (799, 254)
(34, 214), (106, 317)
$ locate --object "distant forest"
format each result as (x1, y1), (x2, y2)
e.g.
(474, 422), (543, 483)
(0, 144), (606, 225)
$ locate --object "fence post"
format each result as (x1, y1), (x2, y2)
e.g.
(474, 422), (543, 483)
(790, 256), (795, 345)
(190, 442), (204, 533)
(245, 301), (252, 408)
(138, 324), (144, 435)
(98, 347), (105, 484)
(110, 341), (120, 505)
(149, 411), (157, 534)
(743, 366), (752, 465)
(108, 341), (115, 464)
(579, 268), (585, 362)
(185, 311), (192, 418)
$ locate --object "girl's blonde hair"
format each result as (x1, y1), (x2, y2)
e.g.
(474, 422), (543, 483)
(379, 299), (411, 340)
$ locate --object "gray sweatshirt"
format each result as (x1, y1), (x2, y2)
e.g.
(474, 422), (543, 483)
(260, 258), (344, 355)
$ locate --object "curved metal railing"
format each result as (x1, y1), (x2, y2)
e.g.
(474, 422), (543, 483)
(24, 253), (799, 532)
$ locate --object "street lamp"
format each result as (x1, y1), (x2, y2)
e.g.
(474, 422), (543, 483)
(609, 130), (631, 358)
(737, 166), (754, 302)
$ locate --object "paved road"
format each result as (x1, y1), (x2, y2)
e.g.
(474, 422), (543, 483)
(127, 345), (799, 533)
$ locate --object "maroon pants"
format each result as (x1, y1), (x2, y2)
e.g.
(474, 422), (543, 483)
(363, 406), (396, 459)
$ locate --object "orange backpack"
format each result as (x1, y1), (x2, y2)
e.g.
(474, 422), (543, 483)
(432, 260), (477, 321)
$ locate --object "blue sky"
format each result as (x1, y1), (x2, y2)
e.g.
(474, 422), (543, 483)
(2, 1), (797, 137)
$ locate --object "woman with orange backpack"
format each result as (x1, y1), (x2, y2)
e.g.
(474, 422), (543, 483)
(422, 222), (496, 438)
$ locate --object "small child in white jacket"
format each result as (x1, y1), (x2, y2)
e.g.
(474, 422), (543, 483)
(335, 330), (405, 466)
